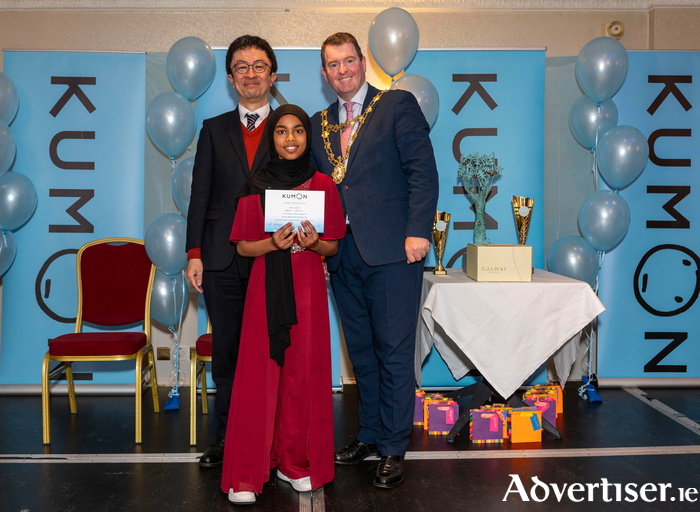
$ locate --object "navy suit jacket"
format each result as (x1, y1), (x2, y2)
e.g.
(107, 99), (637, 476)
(310, 84), (439, 270)
(186, 108), (272, 271)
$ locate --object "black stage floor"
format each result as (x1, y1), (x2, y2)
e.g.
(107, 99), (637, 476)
(1, 383), (700, 511)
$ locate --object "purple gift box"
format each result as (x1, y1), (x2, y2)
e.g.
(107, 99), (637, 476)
(524, 395), (556, 427)
(470, 408), (507, 443)
(428, 402), (458, 435)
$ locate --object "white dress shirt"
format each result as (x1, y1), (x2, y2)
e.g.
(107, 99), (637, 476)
(238, 103), (271, 130)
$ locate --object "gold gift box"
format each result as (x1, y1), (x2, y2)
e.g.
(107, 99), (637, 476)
(463, 243), (533, 282)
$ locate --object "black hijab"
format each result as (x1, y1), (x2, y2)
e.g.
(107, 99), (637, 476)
(236, 104), (316, 366)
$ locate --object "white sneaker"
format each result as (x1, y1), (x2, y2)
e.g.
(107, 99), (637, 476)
(228, 489), (256, 505)
(276, 469), (313, 492)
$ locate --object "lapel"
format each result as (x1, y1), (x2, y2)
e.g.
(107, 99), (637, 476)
(223, 107), (248, 171)
(346, 84), (381, 169)
(249, 107), (273, 174)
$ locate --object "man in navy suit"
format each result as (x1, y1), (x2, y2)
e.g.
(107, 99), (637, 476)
(310, 32), (439, 488)
(185, 35), (277, 468)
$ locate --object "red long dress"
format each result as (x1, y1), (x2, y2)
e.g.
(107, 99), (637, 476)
(221, 172), (345, 494)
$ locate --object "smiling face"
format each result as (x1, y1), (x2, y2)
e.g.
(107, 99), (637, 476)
(321, 42), (367, 102)
(273, 114), (307, 161)
(227, 47), (277, 111)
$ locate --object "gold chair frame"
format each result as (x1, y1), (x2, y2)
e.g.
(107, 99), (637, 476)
(41, 237), (160, 445)
(190, 319), (212, 446)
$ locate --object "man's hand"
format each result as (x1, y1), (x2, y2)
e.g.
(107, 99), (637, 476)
(186, 258), (204, 293)
(405, 236), (430, 264)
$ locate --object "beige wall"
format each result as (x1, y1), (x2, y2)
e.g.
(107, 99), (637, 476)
(1, 8), (693, 81)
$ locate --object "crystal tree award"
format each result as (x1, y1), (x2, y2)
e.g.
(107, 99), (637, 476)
(512, 196), (534, 244)
(432, 211), (451, 275)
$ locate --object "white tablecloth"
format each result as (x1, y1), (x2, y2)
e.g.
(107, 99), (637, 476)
(415, 268), (605, 398)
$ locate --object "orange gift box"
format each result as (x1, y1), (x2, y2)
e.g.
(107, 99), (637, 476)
(510, 408), (542, 443)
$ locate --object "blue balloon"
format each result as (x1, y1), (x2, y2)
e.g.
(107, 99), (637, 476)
(144, 213), (187, 275)
(146, 92), (195, 158)
(166, 37), (216, 101)
(171, 157), (194, 217)
(597, 125), (649, 190)
(576, 37), (629, 103)
(151, 269), (188, 327)
(0, 72), (19, 126)
(0, 120), (16, 176)
(0, 171), (37, 231)
(548, 235), (599, 287)
(579, 190), (631, 252)
(569, 96), (618, 149)
(0, 230), (17, 276)
(369, 7), (419, 77)
(390, 74), (439, 129)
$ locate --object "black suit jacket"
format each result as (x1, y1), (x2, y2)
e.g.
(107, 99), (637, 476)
(310, 84), (439, 271)
(186, 108), (272, 271)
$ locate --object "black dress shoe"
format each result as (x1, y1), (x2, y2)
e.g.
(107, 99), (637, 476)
(373, 456), (404, 489)
(334, 439), (379, 465)
(199, 435), (225, 468)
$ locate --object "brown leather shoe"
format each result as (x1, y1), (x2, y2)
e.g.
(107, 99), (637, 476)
(199, 435), (225, 468)
(334, 439), (379, 465)
(373, 455), (404, 489)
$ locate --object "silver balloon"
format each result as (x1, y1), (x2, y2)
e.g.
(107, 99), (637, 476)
(597, 125), (649, 191)
(569, 96), (618, 149)
(0, 171), (38, 231)
(166, 37), (216, 101)
(0, 72), (19, 126)
(0, 120), (16, 176)
(144, 213), (187, 276)
(171, 157), (194, 217)
(146, 91), (196, 159)
(576, 37), (629, 104)
(390, 74), (439, 129)
(151, 269), (188, 327)
(0, 230), (17, 276)
(368, 7), (420, 77)
(547, 235), (599, 287)
(578, 190), (631, 252)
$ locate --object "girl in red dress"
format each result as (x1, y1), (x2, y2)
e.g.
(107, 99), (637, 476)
(221, 104), (345, 505)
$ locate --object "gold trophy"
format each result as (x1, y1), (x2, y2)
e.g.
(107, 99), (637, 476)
(432, 211), (451, 275)
(512, 196), (534, 245)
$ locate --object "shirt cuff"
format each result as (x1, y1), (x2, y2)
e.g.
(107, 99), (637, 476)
(187, 248), (201, 260)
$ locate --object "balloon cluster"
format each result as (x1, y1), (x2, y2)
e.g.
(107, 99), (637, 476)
(369, 8), (440, 129)
(0, 72), (38, 276)
(549, 37), (648, 288)
(146, 37), (215, 163)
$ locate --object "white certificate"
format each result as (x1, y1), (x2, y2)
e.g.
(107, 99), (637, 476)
(264, 189), (325, 233)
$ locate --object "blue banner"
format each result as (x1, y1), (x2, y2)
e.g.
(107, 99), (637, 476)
(0, 51), (146, 385)
(598, 51), (700, 379)
(195, 48), (545, 388)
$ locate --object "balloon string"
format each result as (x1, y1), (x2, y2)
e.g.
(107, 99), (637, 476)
(170, 157), (176, 172)
(593, 104), (601, 194)
(167, 272), (186, 397)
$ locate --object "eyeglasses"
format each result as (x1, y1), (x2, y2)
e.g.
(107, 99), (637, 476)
(232, 62), (270, 75)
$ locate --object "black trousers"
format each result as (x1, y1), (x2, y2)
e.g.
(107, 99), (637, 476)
(201, 256), (248, 438)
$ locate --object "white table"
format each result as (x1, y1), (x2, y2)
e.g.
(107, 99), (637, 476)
(416, 268), (605, 402)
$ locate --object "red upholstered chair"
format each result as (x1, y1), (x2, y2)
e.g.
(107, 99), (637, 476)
(41, 238), (159, 445)
(190, 319), (212, 445)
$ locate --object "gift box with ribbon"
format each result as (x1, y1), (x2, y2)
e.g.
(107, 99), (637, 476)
(469, 408), (508, 443)
(524, 393), (556, 426)
(509, 407), (542, 443)
(524, 383), (563, 417)
(428, 402), (459, 435)
(423, 394), (448, 430)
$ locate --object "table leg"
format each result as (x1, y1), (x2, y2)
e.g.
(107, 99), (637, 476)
(446, 382), (494, 442)
(506, 395), (562, 440)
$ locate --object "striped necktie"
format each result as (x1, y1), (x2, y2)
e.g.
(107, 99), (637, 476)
(245, 113), (260, 131)
(341, 102), (355, 157)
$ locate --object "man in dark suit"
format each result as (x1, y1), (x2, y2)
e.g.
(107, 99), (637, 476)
(309, 32), (439, 488)
(185, 35), (277, 468)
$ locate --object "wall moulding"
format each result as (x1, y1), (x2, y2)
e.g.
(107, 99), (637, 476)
(2, 1), (700, 13)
